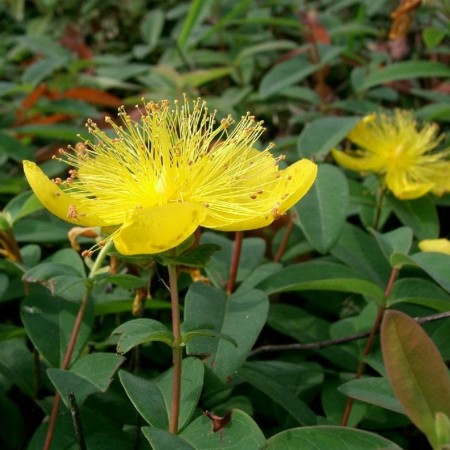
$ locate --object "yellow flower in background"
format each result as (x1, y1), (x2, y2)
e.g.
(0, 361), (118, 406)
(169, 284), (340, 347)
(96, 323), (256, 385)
(331, 110), (450, 199)
(23, 97), (317, 255)
(418, 239), (450, 255)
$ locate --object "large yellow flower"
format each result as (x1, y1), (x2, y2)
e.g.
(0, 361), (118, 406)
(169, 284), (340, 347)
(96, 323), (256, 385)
(23, 97), (317, 255)
(331, 110), (450, 199)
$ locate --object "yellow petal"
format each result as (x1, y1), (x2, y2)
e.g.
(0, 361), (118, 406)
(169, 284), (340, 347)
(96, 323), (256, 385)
(23, 161), (109, 226)
(113, 202), (207, 255)
(204, 159), (317, 232)
(331, 149), (384, 173)
(419, 239), (450, 255)
(385, 170), (434, 200)
(276, 159), (318, 212)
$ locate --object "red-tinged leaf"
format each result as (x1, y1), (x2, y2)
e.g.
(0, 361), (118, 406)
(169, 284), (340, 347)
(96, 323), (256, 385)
(62, 87), (122, 107)
(26, 113), (72, 125)
(301, 10), (331, 45)
(381, 310), (450, 449)
(60, 24), (93, 60)
(20, 84), (48, 110)
(16, 84), (48, 124)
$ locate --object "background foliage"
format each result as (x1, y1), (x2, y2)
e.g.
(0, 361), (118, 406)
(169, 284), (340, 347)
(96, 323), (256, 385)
(1, 0), (450, 449)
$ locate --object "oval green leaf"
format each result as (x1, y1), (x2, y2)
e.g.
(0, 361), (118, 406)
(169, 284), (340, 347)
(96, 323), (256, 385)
(357, 61), (450, 91)
(266, 426), (403, 449)
(295, 164), (349, 254)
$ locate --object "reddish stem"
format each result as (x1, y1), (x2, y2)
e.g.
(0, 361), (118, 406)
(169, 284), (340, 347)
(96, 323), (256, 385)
(341, 267), (398, 426)
(43, 288), (91, 450)
(226, 231), (243, 294)
(42, 242), (112, 450)
(274, 214), (294, 262)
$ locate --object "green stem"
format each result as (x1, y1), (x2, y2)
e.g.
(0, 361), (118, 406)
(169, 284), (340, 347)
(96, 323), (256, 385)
(168, 263), (182, 434)
(43, 241), (113, 450)
(341, 267), (398, 427)
(372, 185), (385, 230)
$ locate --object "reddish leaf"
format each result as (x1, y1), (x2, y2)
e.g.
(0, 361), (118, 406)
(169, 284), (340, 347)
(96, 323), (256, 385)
(63, 87), (122, 107)
(389, 0), (421, 40)
(381, 310), (450, 448)
(26, 113), (73, 125)
(60, 24), (93, 60)
(300, 10), (333, 101)
(301, 10), (331, 46)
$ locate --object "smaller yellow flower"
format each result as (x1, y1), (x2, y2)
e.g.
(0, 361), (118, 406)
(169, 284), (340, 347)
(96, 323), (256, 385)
(23, 97), (317, 255)
(418, 239), (450, 255)
(331, 110), (450, 199)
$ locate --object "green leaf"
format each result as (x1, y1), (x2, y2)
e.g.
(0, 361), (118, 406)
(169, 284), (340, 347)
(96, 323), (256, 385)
(0, 397), (24, 449)
(257, 260), (385, 303)
(330, 223), (392, 288)
(119, 357), (204, 431)
(322, 377), (368, 426)
(267, 303), (329, 342)
(0, 132), (34, 162)
(101, 274), (147, 289)
(112, 318), (174, 353)
(387, 195), (439, 240)
(238, 362), (316, 426)
(356, 61), (450, 91)
(21, 286), (94, 367)
(235, 262), (282, 294)
(158, 243), (221, 268)
(140, 9), (165, 51)
(371, 227), (413, 263)
(21, 250), (86, 301)
(422, 27), (447, 48)
(13, 217), (75, 243)
(297, 117), (360, 160)
(295, 164), (349, 254)
(3, 191), (43, 224)
(142, 428), (194, 450)
(13, 124), (86, 141)
(0, 338), (35, 397)
(266, 426), (403, 449)
(338, 377), (404, 414)
(235, 39), (298, 64)
(22, 56), (70, 86)
(201, 233), (266, 289)
(181, 68), (232, 88)
(177, 0), (213, 49)
(182, 328), (237, 348)
(179, 409), (267, 449)
(28, 405), (133, 450)
(0, 273), (9, 301)
(391, 252), (450, 294)
(388, 278), (450, 311)
(119, 370), (168, 429)
(47, 353), (125, 407)
(184, 283), (269, 380)
(381, 310), (450, 449)
(260, 46), (343, 98)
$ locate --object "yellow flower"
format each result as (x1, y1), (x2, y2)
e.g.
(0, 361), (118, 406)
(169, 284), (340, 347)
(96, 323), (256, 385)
(418, 239), (450, 255)
(23, 97), (317, 255)
(331, 110), (450, 199)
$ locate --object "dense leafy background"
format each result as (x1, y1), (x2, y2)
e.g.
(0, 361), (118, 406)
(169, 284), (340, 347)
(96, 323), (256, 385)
(1, 1), (450, 449)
